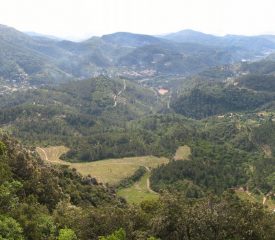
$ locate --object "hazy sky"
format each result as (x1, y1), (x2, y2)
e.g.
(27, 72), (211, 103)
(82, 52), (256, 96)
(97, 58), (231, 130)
(0, 0), (274, 40)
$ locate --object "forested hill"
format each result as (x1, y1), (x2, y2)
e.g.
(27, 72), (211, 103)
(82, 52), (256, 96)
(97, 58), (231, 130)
(171, 59), (275, 119)
(0, 76), (159, 123)
(0, 25), (72, 85)
(0, 76), (165, 161)
(171, 83), (274, 119)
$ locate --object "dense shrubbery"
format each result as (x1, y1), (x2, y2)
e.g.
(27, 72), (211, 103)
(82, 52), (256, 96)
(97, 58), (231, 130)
(11, 186), (275, 240)
(0, 135), (120, 239)
(2, 135), (274, 239)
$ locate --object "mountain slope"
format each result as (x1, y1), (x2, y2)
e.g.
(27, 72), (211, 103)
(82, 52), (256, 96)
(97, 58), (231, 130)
(171, 84), (274, 119)
(0, 24), (72, 84)
(117, 42), (251, 75)
(170, 59), (275, 119)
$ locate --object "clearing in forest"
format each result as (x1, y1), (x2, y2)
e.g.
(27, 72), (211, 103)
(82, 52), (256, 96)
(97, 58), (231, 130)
(36, 146), (168, 185)
(174, 145), (191, 161)
(37, 145), (194, 204)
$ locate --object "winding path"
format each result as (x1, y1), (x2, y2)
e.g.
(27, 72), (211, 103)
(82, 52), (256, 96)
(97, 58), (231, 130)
(36, 147), (48, 161)
(113, 79), (127, 107)
(145, 166), (157, 194)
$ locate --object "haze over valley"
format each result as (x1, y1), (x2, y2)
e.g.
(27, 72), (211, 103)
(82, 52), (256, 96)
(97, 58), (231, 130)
(1, 1), (275, 239)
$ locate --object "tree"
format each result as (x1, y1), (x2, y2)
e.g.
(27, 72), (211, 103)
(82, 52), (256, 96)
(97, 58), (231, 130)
(58, 228), (77, 240)
(0, 141), (11, 183)
(12, 201), (56, 240)
(0, 181), (22, 213)
(0, 141), (6, 156)
(99, 228), (126, 240)
(0, 215), (24, 240)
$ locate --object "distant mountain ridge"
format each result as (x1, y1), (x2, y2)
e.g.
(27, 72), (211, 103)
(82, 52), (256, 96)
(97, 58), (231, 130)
(101, 32), (167, 47)
(162, 29), (275, 52)
(25, 31), (63, 41)
(161, 29), (220, 45)
(1, 24), (275, 85)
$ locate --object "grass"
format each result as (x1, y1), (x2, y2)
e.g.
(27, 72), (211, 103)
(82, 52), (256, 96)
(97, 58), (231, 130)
(36, 146), (169, 185)
(118, 145), (192, 204)
(174, 145), (191, 161)
(117, 172), (159, 204)
(37, 145), (198, 204)
(72, 156), (169, 185)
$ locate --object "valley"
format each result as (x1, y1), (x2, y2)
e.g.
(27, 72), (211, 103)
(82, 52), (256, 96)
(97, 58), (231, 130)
(1, 22), (275, 239)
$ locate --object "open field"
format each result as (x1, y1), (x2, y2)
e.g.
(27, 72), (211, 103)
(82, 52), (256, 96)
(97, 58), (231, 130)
(117, 171), (159, 204)
(174, 145), (191, 160)
(36, 146), (169, 185)
(70, 156), (168, 185)
(36, 145), (196, 204)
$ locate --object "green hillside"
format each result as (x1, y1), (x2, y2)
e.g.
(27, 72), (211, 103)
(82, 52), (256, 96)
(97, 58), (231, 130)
(0, 77), (169, 161)
(1, 23), (275, 240)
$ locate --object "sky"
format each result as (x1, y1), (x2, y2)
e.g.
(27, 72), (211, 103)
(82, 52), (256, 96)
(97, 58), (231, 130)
(0, 0), (274, 40)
